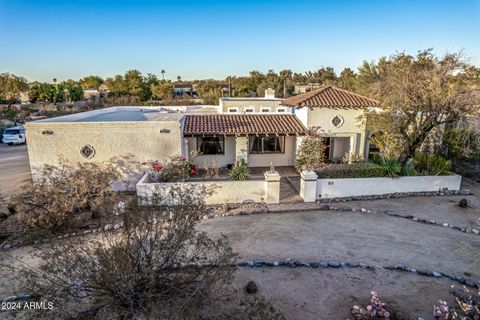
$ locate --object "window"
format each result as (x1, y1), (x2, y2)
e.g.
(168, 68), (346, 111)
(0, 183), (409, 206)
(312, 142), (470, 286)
(249, 136), (284, 154)
(261, 108), (270, 113)
(228, 107), (238, 113)
(197, 136), (225, 155)
(245, 108), (254, 113)
(277, 108), (287, 113)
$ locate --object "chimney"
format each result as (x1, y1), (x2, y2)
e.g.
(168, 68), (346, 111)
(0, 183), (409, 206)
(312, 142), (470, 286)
(264, 88), (275, 99)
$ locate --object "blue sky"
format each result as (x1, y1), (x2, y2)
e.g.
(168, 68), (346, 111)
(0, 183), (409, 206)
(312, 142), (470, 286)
(0, 0), (479, 82)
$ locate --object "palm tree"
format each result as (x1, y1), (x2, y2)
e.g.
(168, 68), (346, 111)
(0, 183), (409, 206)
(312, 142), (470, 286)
(177, 75), (182, 83)
(161, 69), (165, 80)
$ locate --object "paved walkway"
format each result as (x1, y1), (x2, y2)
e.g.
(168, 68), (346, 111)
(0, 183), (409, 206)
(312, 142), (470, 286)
(279, 177), (302, 203)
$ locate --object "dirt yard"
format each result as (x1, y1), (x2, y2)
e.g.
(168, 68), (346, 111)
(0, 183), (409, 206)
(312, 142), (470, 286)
(1, 194), (479, 320)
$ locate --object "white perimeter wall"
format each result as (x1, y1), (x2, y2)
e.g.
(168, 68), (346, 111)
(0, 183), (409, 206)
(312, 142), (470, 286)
(137, 173), (268, 204)
(316, 174), (462, 199)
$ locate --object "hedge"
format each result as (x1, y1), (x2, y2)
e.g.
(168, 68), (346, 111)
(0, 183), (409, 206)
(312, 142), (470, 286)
(315, 163), (385, 179)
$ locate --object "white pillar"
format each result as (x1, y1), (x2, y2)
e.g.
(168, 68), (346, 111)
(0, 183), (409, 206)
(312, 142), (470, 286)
(300, 170), (318, 202)
(235, 136), (248, 163)
(264, 171), (280, 204)
(183, 138), (190, 159)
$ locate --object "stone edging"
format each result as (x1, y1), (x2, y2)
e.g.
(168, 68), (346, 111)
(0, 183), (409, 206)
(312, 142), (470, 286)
(316, 204), (480, 236)
(317, 189), (471, 202)
(235, 258), (480, 289)
(3, 258), (478, 304)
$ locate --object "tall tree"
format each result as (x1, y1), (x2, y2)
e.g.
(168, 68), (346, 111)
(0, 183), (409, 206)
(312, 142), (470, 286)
(0, 73), (28, 105)
(360, 50), (479, 164)
(151, 80), (174, 100)
(80, 75), (104, 90)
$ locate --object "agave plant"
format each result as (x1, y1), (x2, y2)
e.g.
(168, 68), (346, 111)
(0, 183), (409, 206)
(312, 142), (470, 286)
(373, 156), (401, 178)
(229, 159), (250, 181)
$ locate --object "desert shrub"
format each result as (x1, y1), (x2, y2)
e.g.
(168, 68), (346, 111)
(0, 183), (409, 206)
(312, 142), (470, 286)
(443, 119), (480, 159)
(400, 163), (417, 176)
(342, 152), (365, 164)
(10, 162), (119, 234)
(351, 291), (391, 319)
(202, 160), (221, 180)
(229, 159), (250, 180)
(316, 163), (385, 179)
(433, 285), (480, 319)
(371, 155), (402, 178)
(144, 155), (198, 182)
(413, 152), (452, 176)
(295, 131), (326, 171)
(9, 189), (284, 320)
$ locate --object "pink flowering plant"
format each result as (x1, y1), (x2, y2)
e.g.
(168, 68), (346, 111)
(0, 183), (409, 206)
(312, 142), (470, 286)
(143, 155), (198, 182)
(433, 285), (480, 319)
(351, 291), (391, 319)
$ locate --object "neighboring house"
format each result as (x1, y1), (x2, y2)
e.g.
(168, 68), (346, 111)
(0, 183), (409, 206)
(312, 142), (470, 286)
(293, 83), (323, 94)
(218, 88), (291, 114)
(24, 85), (379, 188)
(83, 89), (100, 100)
(173, 84), (197, 98)
(283, 85), (380, 162)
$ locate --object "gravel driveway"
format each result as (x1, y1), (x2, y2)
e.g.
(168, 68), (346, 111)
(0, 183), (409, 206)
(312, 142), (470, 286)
(0, 144), (31, 199)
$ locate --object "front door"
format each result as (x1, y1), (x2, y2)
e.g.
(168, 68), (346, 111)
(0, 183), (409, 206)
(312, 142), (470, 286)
(323, 137), (331, 162)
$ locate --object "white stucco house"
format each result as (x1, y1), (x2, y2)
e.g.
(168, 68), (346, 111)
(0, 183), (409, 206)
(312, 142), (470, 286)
(24, 86), (379, 187)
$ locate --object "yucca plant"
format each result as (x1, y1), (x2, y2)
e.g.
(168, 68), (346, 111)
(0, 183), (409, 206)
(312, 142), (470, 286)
(229, 159), (250, 181)
(374, 156), (402, 178)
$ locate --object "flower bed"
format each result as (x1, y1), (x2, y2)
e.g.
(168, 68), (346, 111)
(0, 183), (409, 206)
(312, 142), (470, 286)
(136, 173), (270, 205)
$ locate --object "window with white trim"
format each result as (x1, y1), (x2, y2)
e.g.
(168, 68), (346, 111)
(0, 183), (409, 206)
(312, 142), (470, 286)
(249, 136), (285, 154)
(197, 136), (225, 155)
(244, 107), (254, 113)
(277, 108), (287, 113)
(228, 107), (238, 113)
(261, 107), (270, 113)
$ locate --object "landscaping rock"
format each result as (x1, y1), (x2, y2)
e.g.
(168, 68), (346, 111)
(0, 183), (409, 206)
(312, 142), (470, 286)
(310, 262), (320, 268)
(113, 224), (121, 230)
(328, 261), (341, 268)
(319, 262), (329, 268)
(221, 202), (230, 213)
(104, 224), (113, 231)
(432, 272), (442, 278)
(245, 281), (257, 294)
(459, 198), (469, 208)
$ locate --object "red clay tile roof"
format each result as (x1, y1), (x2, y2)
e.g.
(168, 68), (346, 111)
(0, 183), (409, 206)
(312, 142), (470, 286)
(282, 85), (380, 109)
(183, 114), (307, 136)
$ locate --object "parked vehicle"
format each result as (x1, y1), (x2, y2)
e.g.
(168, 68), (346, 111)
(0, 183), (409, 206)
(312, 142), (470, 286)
(2, 126), (26, 145)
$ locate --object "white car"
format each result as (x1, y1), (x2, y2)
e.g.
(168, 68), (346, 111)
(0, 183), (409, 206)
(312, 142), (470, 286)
(2, 126), (26, 145)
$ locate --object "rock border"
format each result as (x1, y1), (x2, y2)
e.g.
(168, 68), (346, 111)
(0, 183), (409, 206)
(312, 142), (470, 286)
(317, 188), (471, 202)
(3, 258), (478, 304)
(236, 258), (480, 289)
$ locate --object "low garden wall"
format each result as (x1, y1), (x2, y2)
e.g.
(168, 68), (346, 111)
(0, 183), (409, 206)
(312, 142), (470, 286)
(315, 174), (462, 199)
(136, 172), (280, 205)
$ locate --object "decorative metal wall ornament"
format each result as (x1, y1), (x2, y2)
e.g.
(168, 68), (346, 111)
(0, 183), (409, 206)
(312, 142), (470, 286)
(331, 115), (344, 128)
(80, 144), (95, 159)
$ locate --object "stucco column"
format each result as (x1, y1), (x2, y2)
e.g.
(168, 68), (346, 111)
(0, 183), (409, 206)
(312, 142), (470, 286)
(183, 138), (189, 159)
(235, 136), (248, 163)
(264, 171), (280, 204)
(300, 170), (318, 202)
(349, 135), (356, 154)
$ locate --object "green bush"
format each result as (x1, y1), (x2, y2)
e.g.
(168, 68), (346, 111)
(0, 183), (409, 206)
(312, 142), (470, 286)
(413, 152), (452, 176)
(229, 159), (250, 180)
(315, 163), (385, 179)
(371, 155), (402, 178)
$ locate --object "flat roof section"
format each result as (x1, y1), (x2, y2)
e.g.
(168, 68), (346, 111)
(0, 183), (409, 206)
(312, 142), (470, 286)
(32, 107), (185, 123)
